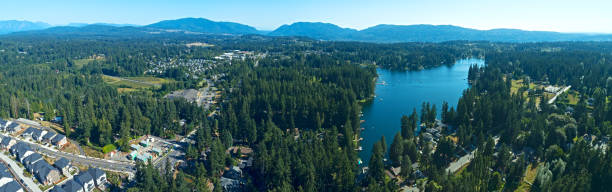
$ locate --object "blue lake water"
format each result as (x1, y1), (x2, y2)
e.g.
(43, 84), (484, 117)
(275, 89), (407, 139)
(359, 58), (485, 164)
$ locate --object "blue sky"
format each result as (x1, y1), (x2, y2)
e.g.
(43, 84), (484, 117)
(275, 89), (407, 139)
(1, 0), (611, 33)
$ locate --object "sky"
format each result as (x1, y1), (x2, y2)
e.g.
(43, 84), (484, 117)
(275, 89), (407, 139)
(1, 0), (611, 33)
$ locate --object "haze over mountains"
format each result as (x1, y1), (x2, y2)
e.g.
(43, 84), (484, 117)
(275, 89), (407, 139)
(0, 20), (51, 34)
(2, 17), (612, 42)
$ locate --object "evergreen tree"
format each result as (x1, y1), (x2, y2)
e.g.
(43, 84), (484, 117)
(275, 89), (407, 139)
(389, 133), (404, 167)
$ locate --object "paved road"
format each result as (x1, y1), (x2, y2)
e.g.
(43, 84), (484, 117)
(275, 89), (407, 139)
(0, 152), (42, 192)
(445, 136), (499, 173)
(446, 149), (476, 173)
(1, 132), (136, 175)
(28, 143), (135, 173)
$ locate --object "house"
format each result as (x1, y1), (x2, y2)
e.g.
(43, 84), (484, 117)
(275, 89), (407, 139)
(52, 134), (68, 147)
(238, 157), (253, 169)
(220, 177), (241, 192)
(6, 122), (21, 133)
(22, 152), (43, 167)
(86, 168), (107, 189)
(544, 86), (561, 93)
(74, 172), (95, 192)
(139, 140), (149, 147)
(0, 180), (24, 192)
(32, 129), (47, 142)
(128, 151), (138, 160)
(0, 119), (10, 130)
(54, 157), (71, 176)
(62, 179), (84, 192)
(151, 147), (162, 156)
(135, 154), (152, 163)
(42, 132), (57, 144)
(0, 165), (13, 186)
(0, 136), (15, 150)
(0, 136), (5, 147)
(50, 186), (66, 192)
(130, 144), (140, 151)
(10, 142), (33, 162)
(20, 127), (37, 140)
(223, 166), (242, 180)
(422, 133), (434, 142)
(32, 160), (61, 185)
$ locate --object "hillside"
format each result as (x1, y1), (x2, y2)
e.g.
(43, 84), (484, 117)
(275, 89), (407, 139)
(3, 18), (612, 42)
(146, 17), (260, 34)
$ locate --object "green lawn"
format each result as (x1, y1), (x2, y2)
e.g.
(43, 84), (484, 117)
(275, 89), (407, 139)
(73, 58), (95, 69)
(103, 75), (155, 89)
(103, 75), (174, 91)
(515, 163), (541, 192)
(125, 76), (174, 85)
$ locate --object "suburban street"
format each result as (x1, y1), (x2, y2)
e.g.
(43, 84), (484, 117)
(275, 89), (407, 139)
(0, 152), (42, 192)
(15, 119), (86, 156)
(1, 131), (136, 175)
(28, 143), (135, 173)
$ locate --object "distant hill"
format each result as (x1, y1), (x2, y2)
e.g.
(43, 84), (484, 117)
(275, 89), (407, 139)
(270, 23), (612, 42)
(0, 20), (51, 34)
(67, 23), (138, 27)
(268, 22), (358, 41)
(146, 18), (260, 35)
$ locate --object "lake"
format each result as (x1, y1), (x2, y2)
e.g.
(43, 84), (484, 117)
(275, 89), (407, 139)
(359, 58), (485, 164)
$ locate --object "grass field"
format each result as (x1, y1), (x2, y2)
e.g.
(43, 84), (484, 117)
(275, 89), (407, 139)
(511, 79), (554, 106)
(515, 163), (541, 192)
(125, 76), (174, 85)
(103, 75), (174, 93)
(73, 58), (95, 69)
(83, 145), (105, 158)
(566, 91), (579, 105)
(103, 75), (154, 88)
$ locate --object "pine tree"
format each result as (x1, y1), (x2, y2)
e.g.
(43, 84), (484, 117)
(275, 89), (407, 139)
(401, 115), (413, 139)
(400, 155), (412, 178)
(389, 133), (404, 167)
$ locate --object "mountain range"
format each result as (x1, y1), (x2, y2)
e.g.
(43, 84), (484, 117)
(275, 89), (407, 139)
(0, 20), (51, 34)
(2, 18), (612, 42)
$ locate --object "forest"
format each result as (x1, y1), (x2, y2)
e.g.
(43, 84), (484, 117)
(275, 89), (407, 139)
(0, 32), (610, 192)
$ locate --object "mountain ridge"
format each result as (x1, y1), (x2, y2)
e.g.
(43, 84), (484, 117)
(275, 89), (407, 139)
(3, 18), (612, 42)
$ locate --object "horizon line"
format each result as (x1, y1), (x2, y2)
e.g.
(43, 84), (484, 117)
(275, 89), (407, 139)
(2, 17), (611, 34)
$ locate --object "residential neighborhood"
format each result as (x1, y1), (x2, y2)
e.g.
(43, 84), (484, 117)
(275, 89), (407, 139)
(0, 118), (109, 192)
